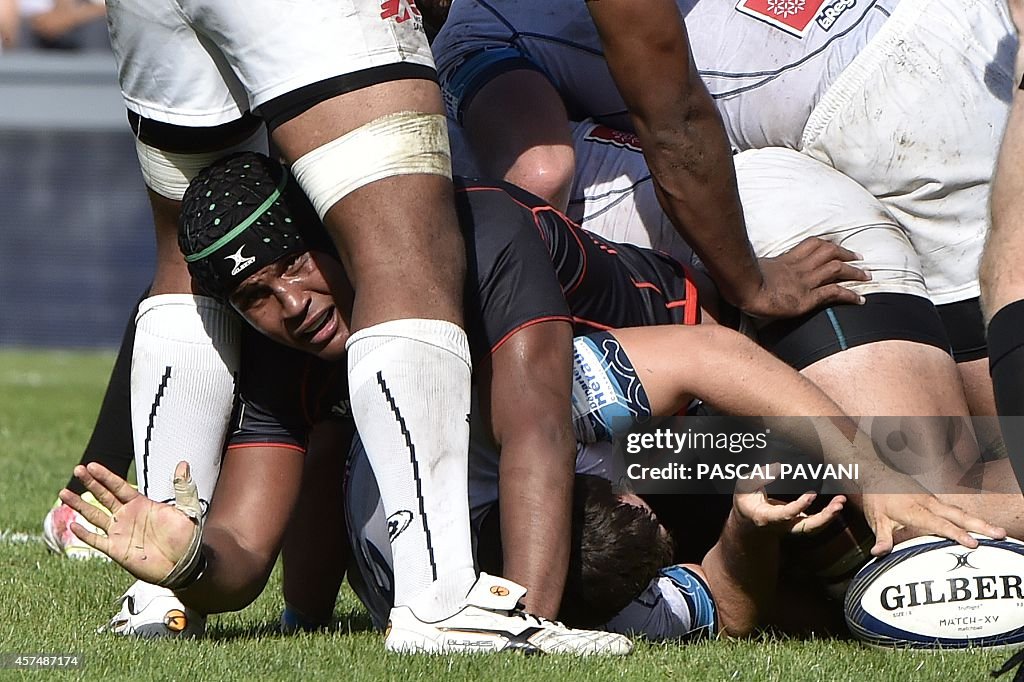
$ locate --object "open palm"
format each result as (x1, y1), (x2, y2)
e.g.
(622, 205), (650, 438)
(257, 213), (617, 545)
(59, 461), (200, 586)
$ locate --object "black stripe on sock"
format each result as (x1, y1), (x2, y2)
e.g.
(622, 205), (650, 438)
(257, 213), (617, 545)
(141, 367), (172, 497)
(375, 371), (438, 582)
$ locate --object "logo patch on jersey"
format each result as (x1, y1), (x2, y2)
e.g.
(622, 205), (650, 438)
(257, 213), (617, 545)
(380, 0), (421, 24)
(735, 0), (828, 38)
(386, 510), (414, 543)
(584, 125), (643, 153)
(815, 0), (856, 31)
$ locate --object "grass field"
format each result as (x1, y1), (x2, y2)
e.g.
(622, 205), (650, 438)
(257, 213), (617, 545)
(0, 349), (1017, 681)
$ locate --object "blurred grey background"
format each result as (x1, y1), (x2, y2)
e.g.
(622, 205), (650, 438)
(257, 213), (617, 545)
(1, 21), (155, 348)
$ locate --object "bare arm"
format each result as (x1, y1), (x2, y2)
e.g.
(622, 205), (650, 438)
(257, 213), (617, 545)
(585, 0), (863, 317)
(585, 0), (758, 306)
(463, 70), (576, 210)
(281, 420), (354, 626)
(177, 445), (305, 613)
(482, 320), (576, 619)
(702, 488), (844, 636)
(60, 445), (305, 615)
(607, 324), (1005, 552)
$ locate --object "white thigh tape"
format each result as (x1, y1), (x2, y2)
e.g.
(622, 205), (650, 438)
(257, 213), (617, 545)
(290, 112), (452, 220)
(135, 127), (268, 201)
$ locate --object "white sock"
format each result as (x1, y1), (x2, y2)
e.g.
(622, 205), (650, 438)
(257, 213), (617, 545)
(131, 295), (240, 509)
(347, 319), (477, 620)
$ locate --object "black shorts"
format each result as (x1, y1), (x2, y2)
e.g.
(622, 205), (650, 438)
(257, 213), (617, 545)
(757, 293), (951, 371)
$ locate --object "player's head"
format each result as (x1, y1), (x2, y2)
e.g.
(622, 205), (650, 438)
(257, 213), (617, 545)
(179, 151), (352, 361)
(559, 474), (675, 627)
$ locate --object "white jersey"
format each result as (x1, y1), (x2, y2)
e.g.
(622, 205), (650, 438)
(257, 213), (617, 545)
(434, 0), (897, 149)
(562, 119), (928, 301)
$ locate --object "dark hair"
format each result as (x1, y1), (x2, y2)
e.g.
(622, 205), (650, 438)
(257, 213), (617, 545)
(558, 474), (675, 627)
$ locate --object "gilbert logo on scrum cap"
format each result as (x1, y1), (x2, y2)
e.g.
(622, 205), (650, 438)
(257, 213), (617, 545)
(225, 246), (256, 276)
(735, 0), (827, 38)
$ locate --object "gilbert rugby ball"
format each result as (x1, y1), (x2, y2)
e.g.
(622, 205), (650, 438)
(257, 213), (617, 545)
(845, 534), (1024, 649)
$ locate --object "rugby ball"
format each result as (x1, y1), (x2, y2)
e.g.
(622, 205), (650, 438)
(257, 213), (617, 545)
(845, 534), (1024, 649)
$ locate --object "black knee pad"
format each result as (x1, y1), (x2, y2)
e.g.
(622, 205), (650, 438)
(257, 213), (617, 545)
(757, 293), (951, 371)
(987, 299), (1024, 492)
(989, 300), (1024, 416)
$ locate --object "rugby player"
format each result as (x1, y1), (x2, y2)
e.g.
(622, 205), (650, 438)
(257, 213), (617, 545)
(107, 0), (483, 646)
(60, 152), (1003, 641)
(432, 0), (1016, 416)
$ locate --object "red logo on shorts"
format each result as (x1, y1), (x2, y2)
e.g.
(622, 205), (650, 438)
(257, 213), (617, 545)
(735, 0), (827, 38)
(584, 125), (643, 153)
(380, 0), (421, 23)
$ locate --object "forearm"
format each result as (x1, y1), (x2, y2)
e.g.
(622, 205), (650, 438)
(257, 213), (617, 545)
(498, 427), (575, 619)
(621, 325), (884, 486)
(701, 510), (778, 636)
(281, 423), (351, 623)
(177, 526), (277, 614)
(641, 101), (761, 307)
(587, 0), (762, 306)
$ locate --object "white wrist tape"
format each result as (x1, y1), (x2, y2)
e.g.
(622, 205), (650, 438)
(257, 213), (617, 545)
(135, 126), (268, 201)
(290, 111), (452, 220)
(158, 463), (206, 590)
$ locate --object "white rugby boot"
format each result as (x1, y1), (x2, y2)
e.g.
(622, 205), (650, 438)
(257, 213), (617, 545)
(384, 573), (633, 655)
(42, 495), (110, 561)
(103, 581), (206, 639)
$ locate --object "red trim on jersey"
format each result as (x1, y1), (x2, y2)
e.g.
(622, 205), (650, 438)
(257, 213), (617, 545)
(683, 267), (699, 325)
(490, 315), (574, 355)
(632, 280), (665, 295)
(572, 315), (616, 331)
(457, 184), (595, 297)
(227, 442), (306, 454)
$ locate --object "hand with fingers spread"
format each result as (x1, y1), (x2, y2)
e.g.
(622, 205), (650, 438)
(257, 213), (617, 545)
(859, 490), (1007, 557)
(58, 461), (205, 588)
(733, 489), (847, 537)
(731, 466), (847, 536)
(741, 237), (870, 319)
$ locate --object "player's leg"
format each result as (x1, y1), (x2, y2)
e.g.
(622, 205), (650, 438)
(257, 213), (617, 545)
(129, 114), (267, 509)
(265, 81), (478, 624)
(800, 0), (1016, 420)
(982, 53), (1024, 490)
(728, 148), (982, 490)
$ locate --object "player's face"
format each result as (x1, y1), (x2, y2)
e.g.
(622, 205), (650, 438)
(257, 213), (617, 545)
(229, 250), (354, 361)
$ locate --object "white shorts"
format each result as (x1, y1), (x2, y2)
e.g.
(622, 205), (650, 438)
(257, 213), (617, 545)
(799, 0), (1016, 305)
(107, 0), (435, 126)
(734, 147), (928, 300)
(568, 121), (928, 300)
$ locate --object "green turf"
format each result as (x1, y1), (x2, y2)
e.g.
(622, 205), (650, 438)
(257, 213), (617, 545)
(0, 349), (1016, 681)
